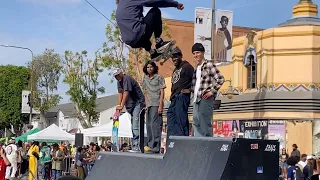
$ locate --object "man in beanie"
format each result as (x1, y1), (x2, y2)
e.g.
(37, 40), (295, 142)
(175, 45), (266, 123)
(113, 68), (146, 152)
(167, 47), (194, 137)
(190, 43), (225, 137)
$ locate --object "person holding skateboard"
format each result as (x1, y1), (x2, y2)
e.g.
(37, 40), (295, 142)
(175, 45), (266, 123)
(115, 0), (184, 59)
(142, 61), (166, 153)
(113, 68), (146, 152)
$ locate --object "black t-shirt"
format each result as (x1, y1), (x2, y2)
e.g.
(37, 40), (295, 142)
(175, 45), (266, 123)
(117, 75), (145, 113)
(170, 61), (194, 100)
(311, 174), (319, 180)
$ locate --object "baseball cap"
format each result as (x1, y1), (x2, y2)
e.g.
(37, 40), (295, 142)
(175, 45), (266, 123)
(112, 68), (122, 77)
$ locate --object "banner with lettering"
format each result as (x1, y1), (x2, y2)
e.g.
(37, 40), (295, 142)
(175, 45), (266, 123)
(268, 120), (285, 149)
(239, 120), (269, 140)
(213, 120), (240, 137)
(194, 7), (213, 60)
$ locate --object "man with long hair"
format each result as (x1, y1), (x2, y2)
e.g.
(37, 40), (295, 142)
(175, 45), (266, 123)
(142, 61), (166, 153)
(115, 0), (184, 59)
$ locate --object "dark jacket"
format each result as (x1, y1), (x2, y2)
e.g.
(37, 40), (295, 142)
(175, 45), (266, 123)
(116, 0), (179, 46)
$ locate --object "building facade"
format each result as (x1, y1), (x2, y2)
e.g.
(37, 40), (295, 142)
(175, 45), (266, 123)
(162, 1), (320, 155)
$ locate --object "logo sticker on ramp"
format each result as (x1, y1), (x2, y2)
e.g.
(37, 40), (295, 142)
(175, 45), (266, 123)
(220, 144), (229, 152)
(257, 167), (263, 174)
(251, 143), (258, 150)
(264, 144), (276, 152)
(168, 142), (175, 148)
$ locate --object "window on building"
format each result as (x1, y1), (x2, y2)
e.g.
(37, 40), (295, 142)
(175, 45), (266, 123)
(247, 55), (257, 89)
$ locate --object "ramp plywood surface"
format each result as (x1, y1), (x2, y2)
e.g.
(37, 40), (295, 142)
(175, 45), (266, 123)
(87, 137), (280, 180)
(287, 121), (312, 155)
(87, 137), (233, 180)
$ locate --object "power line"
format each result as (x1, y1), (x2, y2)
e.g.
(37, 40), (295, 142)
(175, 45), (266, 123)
(84, 0), (117, 27)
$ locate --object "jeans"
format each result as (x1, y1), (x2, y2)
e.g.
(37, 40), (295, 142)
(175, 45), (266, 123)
(129, 102), (145, 149)
(132, 7), (162, 51)
(51, 169), (62, 180)
(193, 97), (214, 137)
(146, 106), (163, 152)
(167, 93), (190, 137)
(40, 162), (51, 180)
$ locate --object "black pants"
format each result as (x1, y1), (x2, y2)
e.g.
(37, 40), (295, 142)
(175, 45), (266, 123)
(133, 7), (162, 51)
(146, 106), (163, 152)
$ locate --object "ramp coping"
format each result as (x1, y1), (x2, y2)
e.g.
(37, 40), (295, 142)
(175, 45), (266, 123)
(169, 136), (234, 142)
(99, 151), (164, 159)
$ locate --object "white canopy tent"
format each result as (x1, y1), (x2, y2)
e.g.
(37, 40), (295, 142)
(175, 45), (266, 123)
(28, 124), (75, 141)
(81, 112), (167, 138)
(82, 112), (133, 138)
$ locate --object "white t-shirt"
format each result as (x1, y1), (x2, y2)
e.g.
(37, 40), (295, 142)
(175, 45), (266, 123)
(193, 62), (204, 103)
(5, 144), (17, 160)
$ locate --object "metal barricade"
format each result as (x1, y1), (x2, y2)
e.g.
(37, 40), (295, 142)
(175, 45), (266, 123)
(62, 156), (75, 176)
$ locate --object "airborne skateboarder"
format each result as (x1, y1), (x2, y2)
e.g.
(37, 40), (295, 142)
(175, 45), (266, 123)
(115, 0), (184, 59)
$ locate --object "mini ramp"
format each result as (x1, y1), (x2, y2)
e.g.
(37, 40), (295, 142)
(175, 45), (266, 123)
(87, 136), (279, 180)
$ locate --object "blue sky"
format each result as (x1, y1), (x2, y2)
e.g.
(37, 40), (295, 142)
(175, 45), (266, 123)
(0, 0), (301, 104)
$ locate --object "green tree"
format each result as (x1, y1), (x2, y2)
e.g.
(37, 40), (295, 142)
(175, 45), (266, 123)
(28, 49), (62, 127)
(100, 10), (172, 83)
(0, 65), (30, 129)
(62, 50), (105, 128)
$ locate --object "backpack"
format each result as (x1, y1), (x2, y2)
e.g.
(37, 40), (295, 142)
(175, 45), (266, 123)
(295, 166), (305, 180)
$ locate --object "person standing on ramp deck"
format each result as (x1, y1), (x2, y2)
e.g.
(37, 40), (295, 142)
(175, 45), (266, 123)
(113, 69), (146, 152)
(115, 0), (184, 59)
(167, 47), (194, 137)
(190, 43), (225, 137)
(142, 61), (166, 153)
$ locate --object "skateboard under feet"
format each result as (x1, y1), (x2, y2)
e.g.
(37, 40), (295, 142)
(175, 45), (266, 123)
(151, 40), (176, 64)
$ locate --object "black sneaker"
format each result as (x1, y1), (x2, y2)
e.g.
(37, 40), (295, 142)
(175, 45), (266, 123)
(150, 49), (162, 59)
(155, 38), (173, 53)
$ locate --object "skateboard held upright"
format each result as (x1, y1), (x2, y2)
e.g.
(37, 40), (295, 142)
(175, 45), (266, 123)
(138, 108), (146, 153)
(111, 112), (120, 152)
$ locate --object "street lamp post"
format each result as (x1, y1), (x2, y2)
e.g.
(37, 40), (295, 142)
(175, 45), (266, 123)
(223, 79), (238, 99)
(211, 0), (216, 61)
(0, 44), (34, 124)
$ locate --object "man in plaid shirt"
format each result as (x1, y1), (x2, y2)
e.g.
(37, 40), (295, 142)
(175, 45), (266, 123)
(190, 43), (225, 137)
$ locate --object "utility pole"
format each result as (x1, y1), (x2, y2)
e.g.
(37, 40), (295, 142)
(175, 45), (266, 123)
(211, 0), (216, 61)
(0, 44), (34, 124)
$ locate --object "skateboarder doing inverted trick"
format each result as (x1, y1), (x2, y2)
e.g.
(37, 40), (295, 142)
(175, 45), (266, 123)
(115, 0), (184, 59)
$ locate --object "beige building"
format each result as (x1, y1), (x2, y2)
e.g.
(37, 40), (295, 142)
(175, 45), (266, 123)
(162, 0), (320, 155)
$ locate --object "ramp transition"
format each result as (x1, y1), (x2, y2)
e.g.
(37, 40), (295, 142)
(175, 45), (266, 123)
(87, 136), (279, 180)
